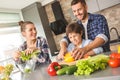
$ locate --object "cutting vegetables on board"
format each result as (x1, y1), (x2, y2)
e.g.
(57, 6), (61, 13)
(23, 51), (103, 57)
(48, 0), (113, 77)
(48, 51), (120, 76)
(47, 43), (120, 76)
(48, 54), (110, 76)
(47, 16), (120, 76)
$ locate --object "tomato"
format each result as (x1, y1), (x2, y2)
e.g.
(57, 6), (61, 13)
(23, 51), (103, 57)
(83, 54), (90, 59)
(116, 54), (120, 60)
(109, 53), (118, 59)
(108, 59), (120, 68)
(109, 53), (120, 61)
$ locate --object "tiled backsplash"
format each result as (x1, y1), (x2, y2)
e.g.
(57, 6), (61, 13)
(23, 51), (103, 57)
(45, 2), (120, 50)
(96, 4), (120, 41)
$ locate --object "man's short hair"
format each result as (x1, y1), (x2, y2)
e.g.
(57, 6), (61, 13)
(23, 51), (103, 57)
(71, 0), (86, 7)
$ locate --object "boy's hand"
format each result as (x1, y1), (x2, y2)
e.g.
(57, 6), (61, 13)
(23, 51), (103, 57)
(56, 48), (67, 60)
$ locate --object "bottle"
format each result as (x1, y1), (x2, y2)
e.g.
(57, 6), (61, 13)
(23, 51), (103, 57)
(118, 45), (120, 54)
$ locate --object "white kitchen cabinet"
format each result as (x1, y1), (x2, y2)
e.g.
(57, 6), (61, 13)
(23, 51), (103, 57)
(71, 0), (119, 13)
(86, 0), (99, 13)
(97, 0), (120, 10)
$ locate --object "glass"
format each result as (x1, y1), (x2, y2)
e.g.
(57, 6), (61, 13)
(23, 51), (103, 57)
(17, 58), (37, 74)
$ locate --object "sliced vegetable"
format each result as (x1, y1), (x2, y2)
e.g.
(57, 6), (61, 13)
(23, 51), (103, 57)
(64, 52), (74, 63)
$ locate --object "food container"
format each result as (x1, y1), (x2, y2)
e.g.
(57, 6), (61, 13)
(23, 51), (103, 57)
(17, 58), (37, 73)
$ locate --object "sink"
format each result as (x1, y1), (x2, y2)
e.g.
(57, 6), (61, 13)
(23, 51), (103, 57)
(110, 27), (120, 44)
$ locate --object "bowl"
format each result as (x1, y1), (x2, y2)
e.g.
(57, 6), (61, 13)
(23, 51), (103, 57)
(17, 59), (36, 73)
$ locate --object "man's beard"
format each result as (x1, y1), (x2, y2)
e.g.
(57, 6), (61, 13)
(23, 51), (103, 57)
(76, 10), (87, 21)
(82, 10), (87, 20)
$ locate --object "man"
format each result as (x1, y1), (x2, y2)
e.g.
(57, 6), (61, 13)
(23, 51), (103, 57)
(57, 0), (110, 60)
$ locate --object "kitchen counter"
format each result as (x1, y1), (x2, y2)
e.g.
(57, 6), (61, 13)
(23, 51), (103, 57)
(1, 52), (118, 80)
(11, 62), (120, 80)
(110, 42), (120, 51)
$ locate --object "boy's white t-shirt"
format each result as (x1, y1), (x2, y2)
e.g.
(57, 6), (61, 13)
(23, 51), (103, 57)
(67, 39), (103, 54)
(82, 20), (88, 39)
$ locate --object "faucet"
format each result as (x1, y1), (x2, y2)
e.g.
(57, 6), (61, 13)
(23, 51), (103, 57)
(110, 27), (120, 41)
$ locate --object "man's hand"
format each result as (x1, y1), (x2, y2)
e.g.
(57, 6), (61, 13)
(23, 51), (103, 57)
(71, 47), (88, 60)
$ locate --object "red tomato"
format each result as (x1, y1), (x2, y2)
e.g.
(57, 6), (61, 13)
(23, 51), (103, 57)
(108, 59), (120, 68)
(83, 54), (90, 59)
(116, 54), (120, 60)
(109, 53), (118, 59)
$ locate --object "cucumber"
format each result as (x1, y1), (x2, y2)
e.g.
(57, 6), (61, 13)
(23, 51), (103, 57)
(56, 65), (77, 75)
(60, 64), (69, 68)
(56, 67), (68, 75)
(66, 65), (77, 75)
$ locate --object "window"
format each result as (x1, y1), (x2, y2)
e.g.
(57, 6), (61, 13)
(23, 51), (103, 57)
(0, 12), (21, 23)
(0, 12), (23, 60)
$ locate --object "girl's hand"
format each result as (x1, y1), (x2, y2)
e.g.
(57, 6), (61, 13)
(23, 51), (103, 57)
(13, 50), (21, 61)
(24, 47), (37, 55)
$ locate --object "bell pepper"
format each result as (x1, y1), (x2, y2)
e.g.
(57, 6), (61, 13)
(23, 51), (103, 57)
(47, 62), (61, 76)
(64, 52), (74, 63)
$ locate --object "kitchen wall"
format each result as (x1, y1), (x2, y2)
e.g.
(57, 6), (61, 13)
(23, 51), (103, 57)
(45, 0), (120, 50)
(97, 4), (120, 41)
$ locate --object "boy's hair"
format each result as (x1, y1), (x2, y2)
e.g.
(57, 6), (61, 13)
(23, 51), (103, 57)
(71, 0), (86, 7)
(66, 22), (83, 36)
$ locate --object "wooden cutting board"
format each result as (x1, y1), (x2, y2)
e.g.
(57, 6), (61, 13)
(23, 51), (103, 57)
(58, 54), (109, 66)
(58, 60), (77, 65)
